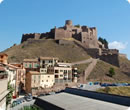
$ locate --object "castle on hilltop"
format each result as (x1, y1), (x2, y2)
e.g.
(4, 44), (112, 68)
(21, 20), (98, 49)
(21, 20), (119, 67)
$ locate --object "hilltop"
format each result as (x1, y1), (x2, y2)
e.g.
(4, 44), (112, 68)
(3, 39), (90, 63)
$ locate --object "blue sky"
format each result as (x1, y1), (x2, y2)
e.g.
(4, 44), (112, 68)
(0, 0), (130, 59)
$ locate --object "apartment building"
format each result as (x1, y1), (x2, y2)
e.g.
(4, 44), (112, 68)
(0, 53), (8, 64)
(0, 66), (9, 110)
(48, 62), (72, 83)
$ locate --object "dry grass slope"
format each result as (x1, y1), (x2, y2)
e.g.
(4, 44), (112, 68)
(4, 39), (90, 63)
(87, 60), (130, 82)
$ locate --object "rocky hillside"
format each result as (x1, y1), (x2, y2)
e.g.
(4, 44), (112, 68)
(3, 39), (90, 63)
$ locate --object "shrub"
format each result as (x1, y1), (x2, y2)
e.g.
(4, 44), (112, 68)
(108, 67), (115, 77)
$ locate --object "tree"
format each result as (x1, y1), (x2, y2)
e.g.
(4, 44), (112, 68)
(6, 81), (14, 106)
(108, 67), (115, 77)
(104, 39), (108, 49)
(98, 37), (108, 49)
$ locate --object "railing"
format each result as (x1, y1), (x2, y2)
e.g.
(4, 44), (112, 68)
(55, 79), (72, 83)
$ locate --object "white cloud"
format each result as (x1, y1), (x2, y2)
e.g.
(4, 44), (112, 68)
(108, 41), (128, 50)
(0, 0), (4, 4)
(127, 0), (130, 4)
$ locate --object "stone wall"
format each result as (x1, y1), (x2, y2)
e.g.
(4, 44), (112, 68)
(21, 33), (41, 43)
(100, 54), (119, 67)
(58, 39), (74, 45)
(54, 28), (72, 40)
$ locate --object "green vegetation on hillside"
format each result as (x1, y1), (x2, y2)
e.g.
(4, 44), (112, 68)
(97, 87), (130, 97)
(108, 67), (115, 77)
(98, 37), (108, 49)
(4, 39), (90, 63)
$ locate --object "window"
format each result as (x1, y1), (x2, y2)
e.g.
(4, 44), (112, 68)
(68, 70), (72, 73)
(34, 76), (36, 80)
(60, 70), (63, 72)
(55, 75), (58, 78)
(35, 64), (38, 68)
(48, 76), (50, 78)
(42, 61), (45, 64)
(25, 64), (27, 67)
(55, 70), (59, 73)
(46, 80), (48, 82)
(42, 80), (44, 82)
(49, 60), (53, 63)
(60, 75), (63, 77)
(29, 64), (32, 68)
(64, 70), (67, 73)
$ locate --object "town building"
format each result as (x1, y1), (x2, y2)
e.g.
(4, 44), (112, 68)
(0, 65), (9, 110)
(1, 63), (26, 98)
(40, 74), (54, 88)
(26, 71), (54, 93)
(39, 57), (59, 68)
(48, 62), (72, 83)
(0, 53), (8, 64)
(11, 63), (26, 96)
(23, 59), (39, 72)
(3, 64), (17, 97)
(26, 71), (41, 93)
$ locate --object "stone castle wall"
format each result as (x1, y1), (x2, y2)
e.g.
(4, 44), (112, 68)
(21, 20), (98, 49)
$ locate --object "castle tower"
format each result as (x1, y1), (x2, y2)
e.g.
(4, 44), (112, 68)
(65, 20), (73, 26)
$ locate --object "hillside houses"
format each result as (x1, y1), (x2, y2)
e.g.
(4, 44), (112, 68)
(24, 57), (78, 94)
